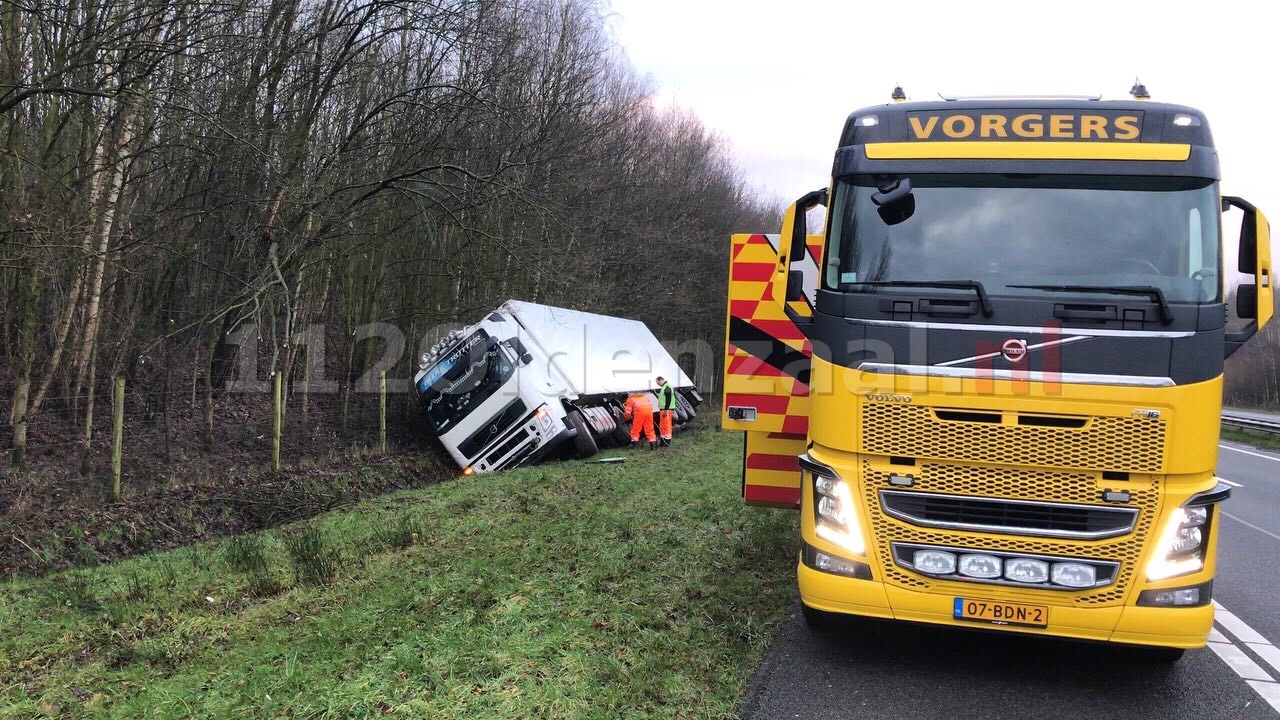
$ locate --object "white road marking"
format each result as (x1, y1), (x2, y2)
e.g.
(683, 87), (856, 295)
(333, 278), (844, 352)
(1215, 602), (1271, 644)
(1208, 640), (1274, 681)
(1213, 602), (1280, 714)
(1220, 444), (1280, 463)
(1224, 512), (1280, 544)
(1221, 478), (1244, 488)
(1246, 681), (1280, 715)
(1249, 643), (1280, 678)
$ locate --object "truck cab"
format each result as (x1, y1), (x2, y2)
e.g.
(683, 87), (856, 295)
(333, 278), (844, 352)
(415, 312), (569, 473)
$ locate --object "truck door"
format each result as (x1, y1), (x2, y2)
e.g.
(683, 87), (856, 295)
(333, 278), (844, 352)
(722, 191), (827, 507)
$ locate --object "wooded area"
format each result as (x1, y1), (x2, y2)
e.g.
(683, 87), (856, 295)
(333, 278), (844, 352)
(6, 0), (1280, 484)
(0, 0), (779, 470)
(1224, 321), (1280, 409)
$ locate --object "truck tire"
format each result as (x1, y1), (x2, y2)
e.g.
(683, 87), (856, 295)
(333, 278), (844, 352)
(677, 392), (696, 419)
(567, 410), (598, 458)
(609, 406), (632, 445)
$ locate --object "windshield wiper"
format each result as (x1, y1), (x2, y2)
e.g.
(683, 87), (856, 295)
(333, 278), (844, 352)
(849, 280), (993, 318)
(1007, 284), (1173, 325)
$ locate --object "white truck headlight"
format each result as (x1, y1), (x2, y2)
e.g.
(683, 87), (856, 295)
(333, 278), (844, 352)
(535, 405), (555, 432)
(805, 455), (866, 557)
(1147, 505), (1211, 581)
(1004, 558), (1050, 584)
(958, 554), (1002, 579)
(1050, 562), (1097, 588)
(913, 550), (957, 575)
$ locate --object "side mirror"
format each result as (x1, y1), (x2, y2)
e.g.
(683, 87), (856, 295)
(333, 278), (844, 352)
(776, 189), (827, 331)
(786, 270), (804, 302)
(1223, 196), (1273, 357)
(1237, 284), (1257, 320)
(789, 188), (829, 262)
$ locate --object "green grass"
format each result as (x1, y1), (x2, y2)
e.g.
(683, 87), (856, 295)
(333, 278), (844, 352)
(1221, 425), (1280, 452)
(0, 429), (799, 718)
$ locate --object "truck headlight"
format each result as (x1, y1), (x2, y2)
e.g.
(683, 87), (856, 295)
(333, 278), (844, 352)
(1050, 562), (1097, 588)
(1137, 580), (1213, 607)
(804, 455), (866, 557)
(1146, 505), (1211, 581)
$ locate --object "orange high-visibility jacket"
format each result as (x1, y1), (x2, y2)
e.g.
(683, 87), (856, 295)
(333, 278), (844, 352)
(623, 393), (652, 419)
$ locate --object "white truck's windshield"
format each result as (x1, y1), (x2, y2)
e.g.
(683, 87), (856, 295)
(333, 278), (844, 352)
(418, 330), (515, 435)
(824, 174), (1221, 304)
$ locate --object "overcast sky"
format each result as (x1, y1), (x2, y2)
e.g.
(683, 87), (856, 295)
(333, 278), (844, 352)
(607, 0), (1278, 221)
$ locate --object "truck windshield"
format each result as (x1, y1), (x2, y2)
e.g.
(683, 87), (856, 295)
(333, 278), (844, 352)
(417, 330), (515, 435)
(823, 174), (1221, 304)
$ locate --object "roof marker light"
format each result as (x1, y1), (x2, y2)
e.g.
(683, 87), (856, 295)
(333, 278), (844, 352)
(858, 115), (880, 127)
(1172, 114), (1200, 127)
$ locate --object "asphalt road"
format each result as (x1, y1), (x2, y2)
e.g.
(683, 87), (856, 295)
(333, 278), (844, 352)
(739, 441), (1280, 720)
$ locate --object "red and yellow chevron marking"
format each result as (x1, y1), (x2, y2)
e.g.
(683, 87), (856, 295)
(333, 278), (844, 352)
(723, 232), (815, 507)
(743, 430), (806, 507)
(723, 233), (812, 437)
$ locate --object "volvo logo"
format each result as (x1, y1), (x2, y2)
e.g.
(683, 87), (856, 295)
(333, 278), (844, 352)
(1000, 339), (1028, 364)
(865, 392), (912, 403)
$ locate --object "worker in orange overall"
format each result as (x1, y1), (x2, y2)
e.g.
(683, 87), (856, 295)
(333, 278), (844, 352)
(654, 375), (676, 447)
(622, 391), (657, 449)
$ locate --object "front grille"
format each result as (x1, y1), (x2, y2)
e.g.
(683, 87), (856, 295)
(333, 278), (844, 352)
(459, 399), (529, 459)
(485, 428), (530, 467)
(494, 437), (538, 471)
(880, 490), (1138, 539)
(861, 404), (1166, 473)
(862, 460), (1161, 606)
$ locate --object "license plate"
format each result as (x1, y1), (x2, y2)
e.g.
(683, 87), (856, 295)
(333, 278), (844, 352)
(953, 598), (1048, 628)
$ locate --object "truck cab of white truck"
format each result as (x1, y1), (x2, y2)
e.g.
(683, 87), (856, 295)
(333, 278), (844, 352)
(415, 300), (702, 473)
(416, 311), (566, 473)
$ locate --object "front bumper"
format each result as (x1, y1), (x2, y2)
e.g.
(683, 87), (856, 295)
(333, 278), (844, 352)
(798, 560), (1215, 649)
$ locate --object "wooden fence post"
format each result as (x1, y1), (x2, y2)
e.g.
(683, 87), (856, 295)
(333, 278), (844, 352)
(112, 377), (124, 500)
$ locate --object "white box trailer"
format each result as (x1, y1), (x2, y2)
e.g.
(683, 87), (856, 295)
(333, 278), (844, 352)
(413, 300), (702, 473)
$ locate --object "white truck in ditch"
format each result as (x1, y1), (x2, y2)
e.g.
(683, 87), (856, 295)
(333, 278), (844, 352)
(414, 300), (702, 473)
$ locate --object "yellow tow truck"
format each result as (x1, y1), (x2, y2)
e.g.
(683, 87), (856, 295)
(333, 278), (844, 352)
(722, 86), (1272, 660)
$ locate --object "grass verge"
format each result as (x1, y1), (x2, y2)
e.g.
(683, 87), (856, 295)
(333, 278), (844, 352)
(1221, 425), (1280, 452)
(0, 428), (798, 719)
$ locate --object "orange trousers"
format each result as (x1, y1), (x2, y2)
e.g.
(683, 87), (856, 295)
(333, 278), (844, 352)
(629, 411), (656, 442)
(659, 409), (673, 440)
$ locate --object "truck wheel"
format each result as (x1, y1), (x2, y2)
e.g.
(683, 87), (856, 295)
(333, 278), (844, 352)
(674, 404), (689, 424)
(567, 410), (598, 458)
(676, 392), (696, 420)
(609, 409), (631, 445)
